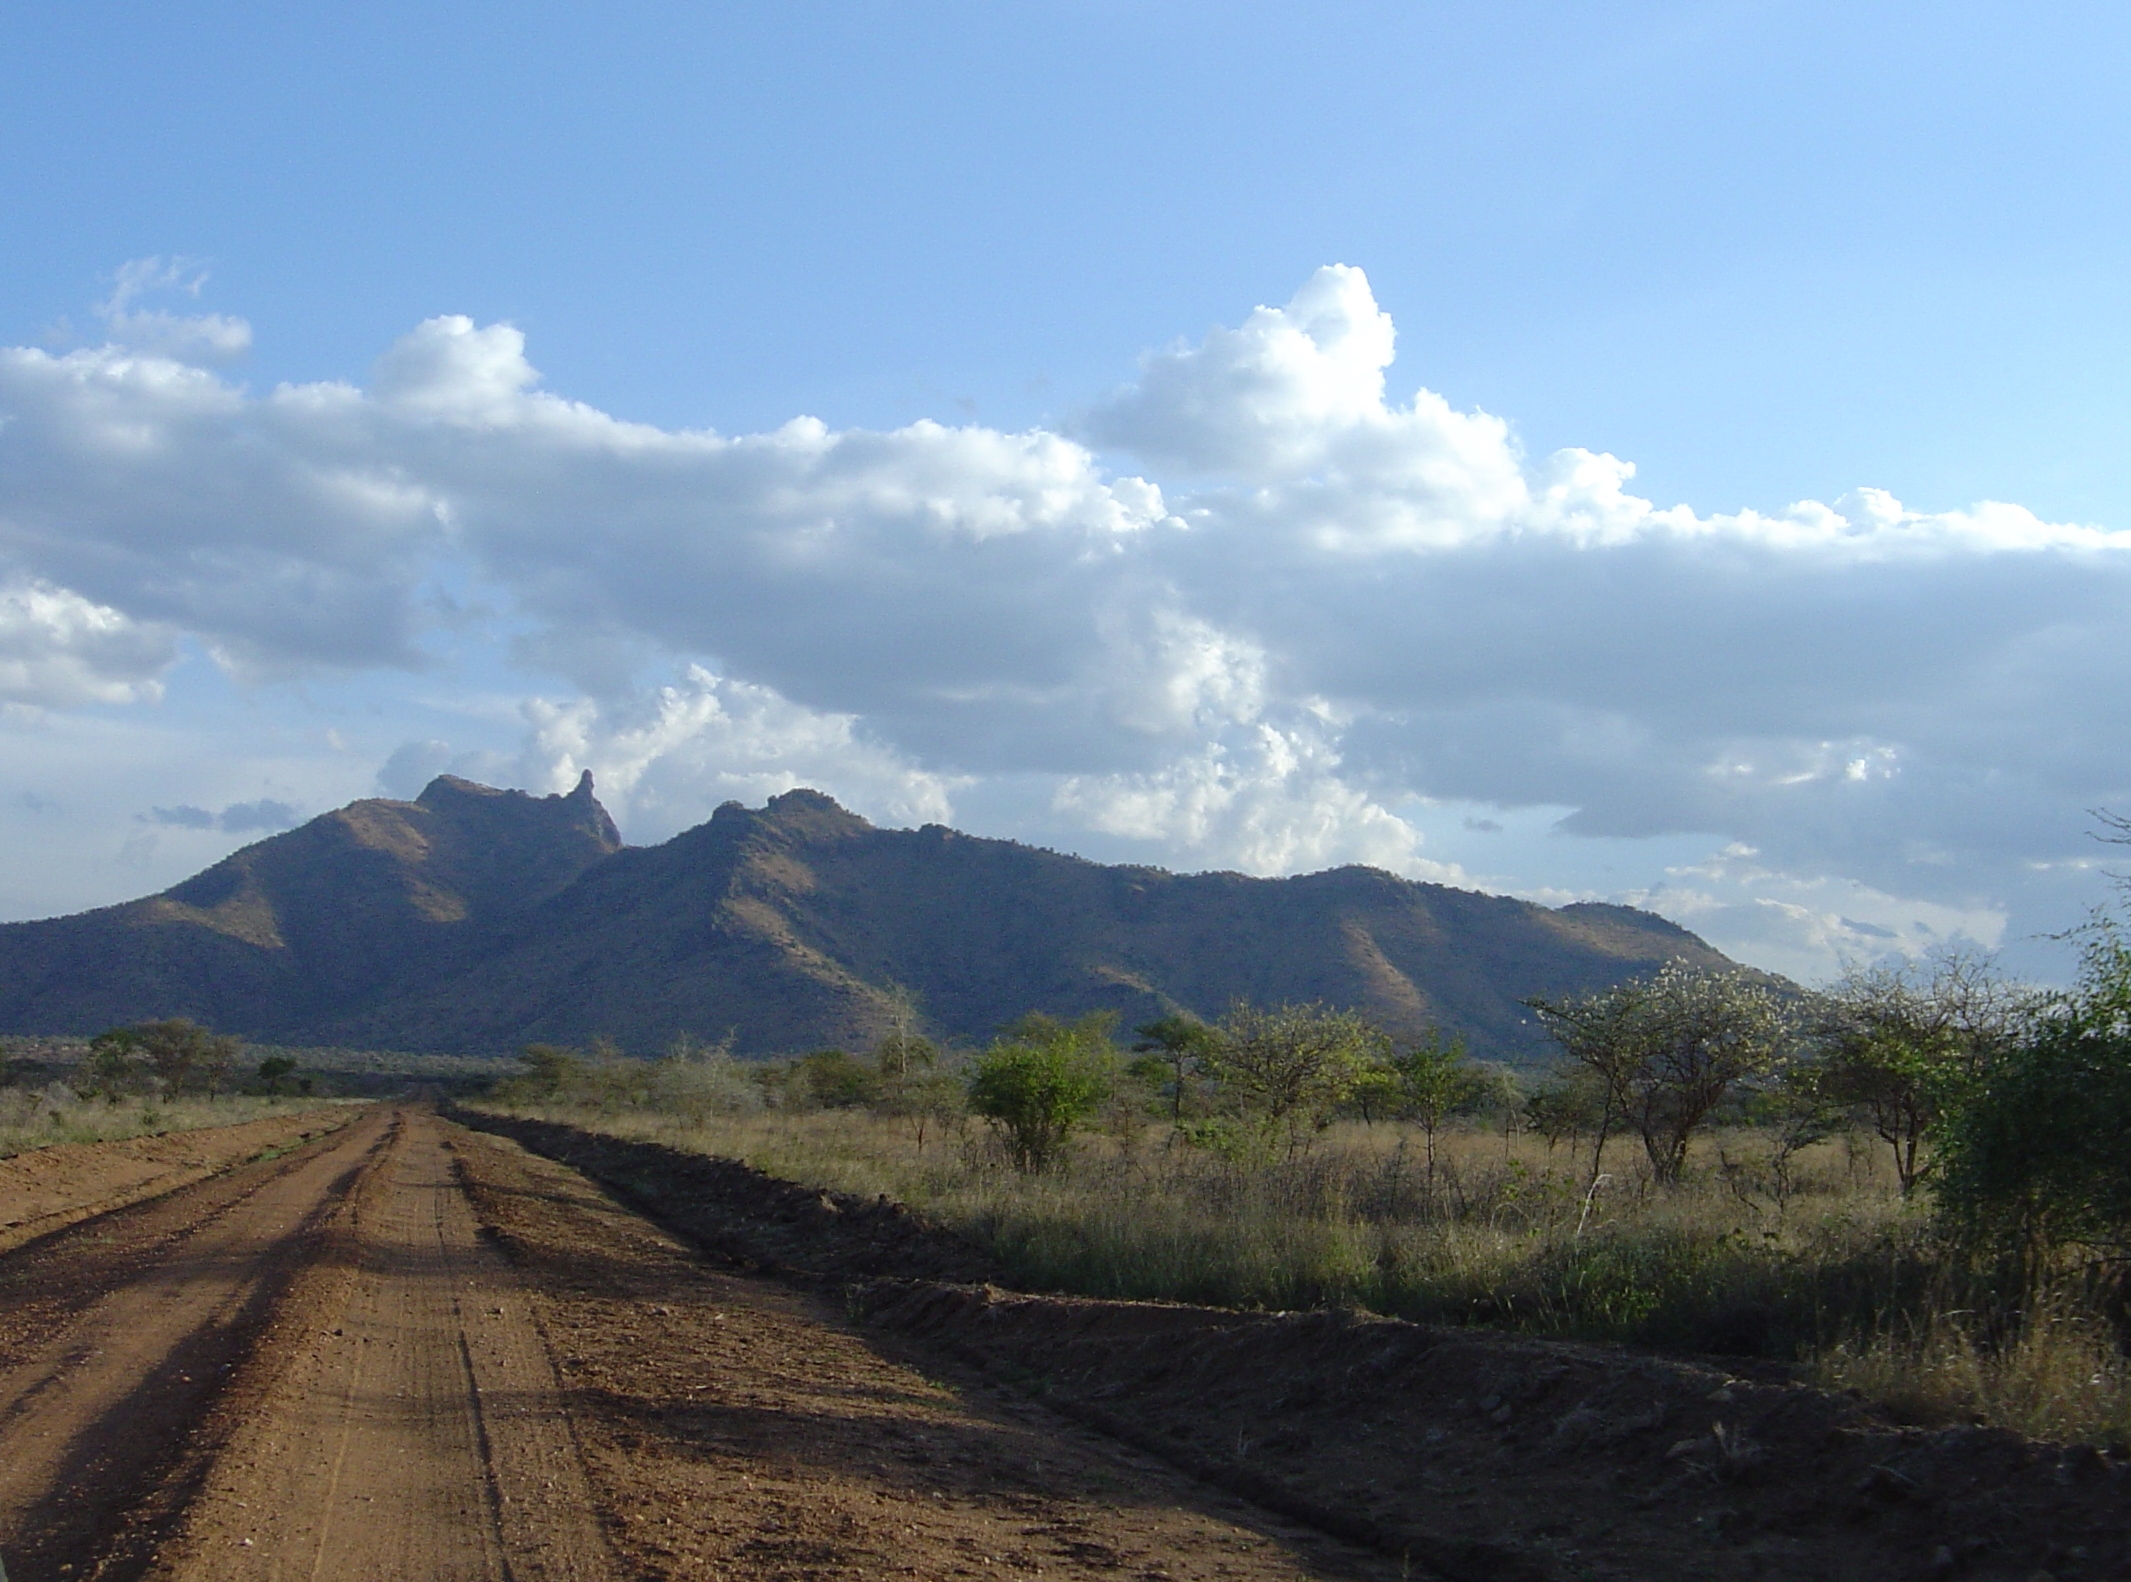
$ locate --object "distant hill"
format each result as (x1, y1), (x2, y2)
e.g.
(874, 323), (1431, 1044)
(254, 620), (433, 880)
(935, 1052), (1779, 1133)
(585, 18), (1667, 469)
(0, 779), (1745, 1063)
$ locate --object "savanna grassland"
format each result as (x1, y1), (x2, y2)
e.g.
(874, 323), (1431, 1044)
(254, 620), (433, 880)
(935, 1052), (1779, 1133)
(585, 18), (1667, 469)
(482, 1083), (2131, 1445)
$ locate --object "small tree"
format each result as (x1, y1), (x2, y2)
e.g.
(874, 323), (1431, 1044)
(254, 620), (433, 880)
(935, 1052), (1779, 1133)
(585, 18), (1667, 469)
(256, 1054), (299, 1095)
(1812, 951), (2033, 1193)
(1129, 1013), (1220, 1128)
(1524, 1068), (1608, 1154)
(1527, 962), (1792, 1185)
(966, 1012), (1117, 1171)
(81, 1034), (152, 1101)
(1387, 1029), (1483, 1185)
(874, 1029), (939, 1085)
(872, 1029), (963, 1149)
(891, 1063), (968, 1152)
(1206, 1002), (1385, 1157)
(1740, 1058), (1845, 1206)
(1345, 1056), (1401, 1125)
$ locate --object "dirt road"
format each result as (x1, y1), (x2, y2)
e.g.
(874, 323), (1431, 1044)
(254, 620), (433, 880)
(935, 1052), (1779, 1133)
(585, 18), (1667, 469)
(0, 1110), (1399, 1582)
(12, 1104), (2118, 1582)
(144, 1113), (609, 1581)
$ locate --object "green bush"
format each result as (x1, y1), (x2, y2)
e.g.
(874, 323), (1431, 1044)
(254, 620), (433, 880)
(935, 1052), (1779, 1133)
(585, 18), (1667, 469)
(793, 1048), (880, 1109)
(1934, 928), (2131, 1265)
(966, 1013), (1117, 1171)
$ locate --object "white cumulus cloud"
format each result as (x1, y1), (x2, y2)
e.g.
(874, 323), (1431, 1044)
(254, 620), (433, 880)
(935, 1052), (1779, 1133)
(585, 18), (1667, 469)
(517, 664), (961, 842)
(2, 263), (2129, 979)
(0, 580), (173, 706)
(98, 258), (253, 365)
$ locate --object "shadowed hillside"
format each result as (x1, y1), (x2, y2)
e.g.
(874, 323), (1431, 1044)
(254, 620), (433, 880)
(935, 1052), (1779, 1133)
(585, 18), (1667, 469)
(0, 781), (1742, 1062)
(0, 775), (621, 1037)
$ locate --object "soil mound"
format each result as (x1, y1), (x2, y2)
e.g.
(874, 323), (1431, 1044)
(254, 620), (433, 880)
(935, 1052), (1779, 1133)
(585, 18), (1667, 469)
(454, 1109), (1004, 1285)
(861, 1282), (2129, 1581)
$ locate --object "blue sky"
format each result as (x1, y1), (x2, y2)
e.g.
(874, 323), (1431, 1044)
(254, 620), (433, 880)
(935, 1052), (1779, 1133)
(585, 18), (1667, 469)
(3, 1), (2130, 982)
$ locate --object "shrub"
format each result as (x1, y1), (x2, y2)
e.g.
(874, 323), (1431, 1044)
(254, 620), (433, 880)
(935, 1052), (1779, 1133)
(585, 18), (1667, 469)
(966, 1012), (1117, 1171)
(500, 1042), (589, 1104)
(793, 1048), (880, 1109)
(1933, 926), (2131, 1267)
(646, 1036), (763, 1122)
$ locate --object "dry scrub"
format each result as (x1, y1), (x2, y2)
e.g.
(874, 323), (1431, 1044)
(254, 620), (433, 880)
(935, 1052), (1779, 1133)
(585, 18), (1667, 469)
(482, 1101), (2131, 1445)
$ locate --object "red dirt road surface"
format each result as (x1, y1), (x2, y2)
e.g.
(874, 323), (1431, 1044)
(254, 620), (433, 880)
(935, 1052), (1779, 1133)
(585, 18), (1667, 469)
(0, 1108), (1399, 1582)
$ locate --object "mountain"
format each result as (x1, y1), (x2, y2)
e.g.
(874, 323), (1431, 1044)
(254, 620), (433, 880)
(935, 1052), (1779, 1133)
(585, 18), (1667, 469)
(0, 775), (619, 1040)
(0, 779), (1743, 1063)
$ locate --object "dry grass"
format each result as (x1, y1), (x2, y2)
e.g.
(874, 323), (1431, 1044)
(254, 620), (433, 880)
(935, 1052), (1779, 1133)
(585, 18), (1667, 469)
(0, 1086), (349, 1159)
(486, 1101), (2131, 1444)
(1812, 1295), (2131, 1444)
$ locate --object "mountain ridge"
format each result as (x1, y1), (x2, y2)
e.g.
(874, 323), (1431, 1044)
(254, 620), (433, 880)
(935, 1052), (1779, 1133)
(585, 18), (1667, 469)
(0, 779), (1743, 1063)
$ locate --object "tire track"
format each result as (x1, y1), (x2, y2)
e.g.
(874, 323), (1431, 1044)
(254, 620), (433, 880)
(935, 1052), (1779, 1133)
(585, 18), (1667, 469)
(0, 1108), (394, 1582)
(143, 1110), (612, 1582)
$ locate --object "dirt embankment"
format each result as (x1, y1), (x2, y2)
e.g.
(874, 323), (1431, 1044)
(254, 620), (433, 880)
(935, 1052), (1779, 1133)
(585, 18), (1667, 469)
(0, 1106), (354, 1255)
(456, 1110), (1004, 1285)
(462, 1109), (2131, 1582)
(861, 1283), (2131, 1582)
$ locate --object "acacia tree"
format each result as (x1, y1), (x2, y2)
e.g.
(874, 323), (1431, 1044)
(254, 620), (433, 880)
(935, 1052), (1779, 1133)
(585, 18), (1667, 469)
(1129, 1014), (1220, 1128)
(1527, 962), (1792, 1185)
(1207, 1002), (1386, 1157)
(1812, 951), (2034, 1193)
(1387, 1029), (1483, 1186)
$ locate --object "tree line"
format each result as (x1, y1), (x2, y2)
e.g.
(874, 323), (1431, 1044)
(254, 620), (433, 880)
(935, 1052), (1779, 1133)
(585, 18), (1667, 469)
(65, 1020), (311, 1100)
(500, 935), (2131, 1281)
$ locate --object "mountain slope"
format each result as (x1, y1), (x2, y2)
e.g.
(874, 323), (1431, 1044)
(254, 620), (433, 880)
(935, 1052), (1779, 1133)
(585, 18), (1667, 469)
(0, 781), (1742, 1063)
(0, 774), (620, 1038)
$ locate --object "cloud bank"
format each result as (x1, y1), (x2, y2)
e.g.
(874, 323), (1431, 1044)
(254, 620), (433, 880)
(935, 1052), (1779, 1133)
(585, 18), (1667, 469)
(4, 262), (2128, 977)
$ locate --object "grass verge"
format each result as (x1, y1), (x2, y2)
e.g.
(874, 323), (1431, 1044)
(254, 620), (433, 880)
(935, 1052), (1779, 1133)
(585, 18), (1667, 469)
(0, 1089), (353, 1158)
